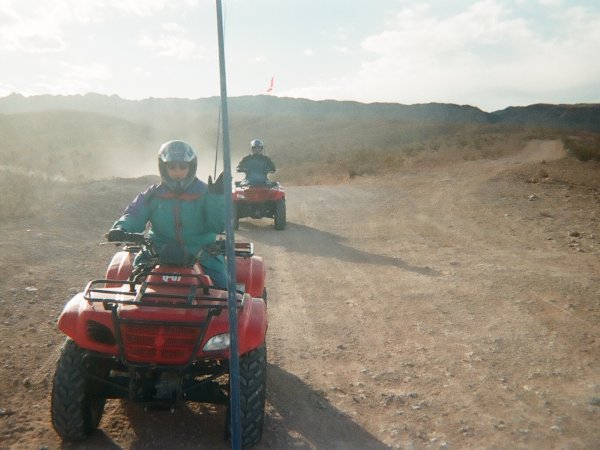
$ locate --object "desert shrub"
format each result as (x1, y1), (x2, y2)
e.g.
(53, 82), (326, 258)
(563, 136), (600, 161)
(0, 172), (39, 221)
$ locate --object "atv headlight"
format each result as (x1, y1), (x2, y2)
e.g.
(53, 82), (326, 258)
(203, 333), (230, 351)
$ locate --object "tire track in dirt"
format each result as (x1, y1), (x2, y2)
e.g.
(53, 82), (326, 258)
(234, 141), (600, 448)
(236, 185), (404, 448)
(236, 184), (444, 448)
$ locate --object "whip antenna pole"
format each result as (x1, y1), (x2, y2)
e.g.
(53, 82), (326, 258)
(213, 106), (221, 179)
(215, 1), (241, 448)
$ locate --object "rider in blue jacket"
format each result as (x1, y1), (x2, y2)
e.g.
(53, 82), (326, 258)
(236, 138), (276, 185)
(106, 140), (226, 287)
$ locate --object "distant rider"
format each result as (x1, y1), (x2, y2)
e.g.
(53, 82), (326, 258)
(106, 140), (226, 287)
(236, 138), (276, 185)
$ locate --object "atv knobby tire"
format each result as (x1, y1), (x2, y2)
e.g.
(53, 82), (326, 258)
(227, 344), (267, 447)
(274, 199), (286, 230)
(51, 338), (106, 441)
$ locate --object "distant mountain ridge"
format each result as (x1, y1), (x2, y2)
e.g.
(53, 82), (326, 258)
(491, 103), (600, 132)
(1, 93), (598, 132)
(2, 92), (598, 184)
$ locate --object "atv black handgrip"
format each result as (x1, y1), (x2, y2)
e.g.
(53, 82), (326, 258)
(121, 232), (147, 244)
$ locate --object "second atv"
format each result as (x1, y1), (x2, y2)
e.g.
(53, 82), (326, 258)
(232, 180), (286, 230)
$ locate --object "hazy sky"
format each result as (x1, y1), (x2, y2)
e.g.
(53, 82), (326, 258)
(1, 0), (599, 111)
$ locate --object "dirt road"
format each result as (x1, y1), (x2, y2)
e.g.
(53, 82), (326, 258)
(1, 140), (599, 449)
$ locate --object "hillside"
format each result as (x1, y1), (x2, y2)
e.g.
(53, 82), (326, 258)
(492, 103), (600, 132)
(0, 109), (221, 181)
(1, 93), (599, 131)
(1, 94), (598, 187)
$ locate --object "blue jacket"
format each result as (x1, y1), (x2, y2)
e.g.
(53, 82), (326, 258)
(236, 154), (276, 176)
(111, 179), (225, 270)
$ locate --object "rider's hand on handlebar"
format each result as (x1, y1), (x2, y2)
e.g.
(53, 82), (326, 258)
(106, 229), (146, 244)
(106, 229), (126, 242)
(208, 172), (224, 195)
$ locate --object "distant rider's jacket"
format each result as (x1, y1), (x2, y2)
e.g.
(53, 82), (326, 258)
(111, 179), (225, 272)
(236, 154), (276, 184)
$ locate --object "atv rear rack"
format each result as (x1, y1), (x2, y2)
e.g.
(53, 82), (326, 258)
(234, 241), (254, 258)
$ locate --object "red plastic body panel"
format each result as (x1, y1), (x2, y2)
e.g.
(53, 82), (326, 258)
(58, 287), (267, 361)
(232, 184), (285, 203)
(105, 250), (135, 282)
(236, 255), (265, 298)
(104, 248), (265, 297)
(57, 248), (268, 364)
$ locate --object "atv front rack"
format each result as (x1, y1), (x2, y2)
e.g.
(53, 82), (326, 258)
(83, 274), (243, 309)
(82, 272), (244, 368)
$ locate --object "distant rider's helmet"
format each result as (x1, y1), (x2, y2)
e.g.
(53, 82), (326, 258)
(250, 138), (264, 154)
(157, 140), (198, 192)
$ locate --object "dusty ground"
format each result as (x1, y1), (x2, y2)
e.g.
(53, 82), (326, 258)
(1, 140), (599, 449)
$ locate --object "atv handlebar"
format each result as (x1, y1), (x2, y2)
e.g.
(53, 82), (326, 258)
(106, 231), (227, 256)
(106, 231), (237, 260)
(106, 230), (148, 245)
(236, 169), (275, 174)
(120, 232), (147, 244)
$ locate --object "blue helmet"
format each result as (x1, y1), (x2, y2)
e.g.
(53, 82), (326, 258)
(157, 140), (198, 192)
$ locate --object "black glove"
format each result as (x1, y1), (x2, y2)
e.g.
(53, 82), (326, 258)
(208, 172), (224, 194)
(201, 241), (225, 257)
(106, 229), (126, 242)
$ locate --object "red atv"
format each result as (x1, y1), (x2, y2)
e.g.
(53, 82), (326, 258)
(232, 180), (286, 230)
(50, 233), (268, 448)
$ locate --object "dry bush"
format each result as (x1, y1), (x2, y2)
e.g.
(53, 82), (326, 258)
(563, 135), (600, 161)
(0, 172), (40, 221)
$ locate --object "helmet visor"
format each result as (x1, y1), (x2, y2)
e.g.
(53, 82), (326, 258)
(166, 161), (190, 170)
(159, 141), (196, 162)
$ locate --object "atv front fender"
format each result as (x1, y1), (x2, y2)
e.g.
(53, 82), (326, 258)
(236, 255), (266, 299)
(105, 250), (134, 282)
(57, 291), (268, 359)
(237, 296), (268, 354)
(57, 293), (117, 354)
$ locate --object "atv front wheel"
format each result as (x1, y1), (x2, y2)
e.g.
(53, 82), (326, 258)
(226, 344), (267, 447)
(51, 339), (106, 441)
(274, 199), (286, 230)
